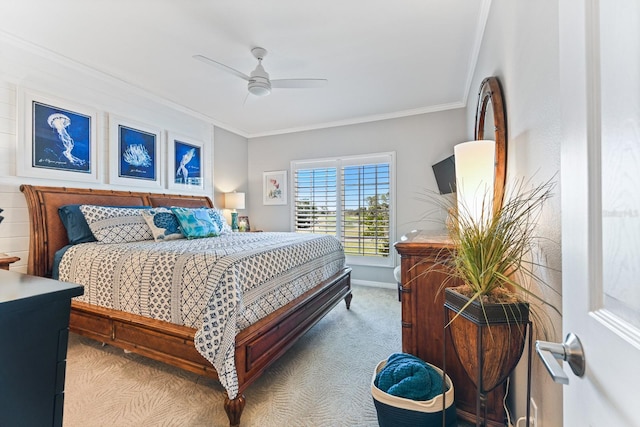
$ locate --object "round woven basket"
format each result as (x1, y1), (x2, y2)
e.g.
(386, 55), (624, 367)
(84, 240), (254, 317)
(371, 359), (457, 427)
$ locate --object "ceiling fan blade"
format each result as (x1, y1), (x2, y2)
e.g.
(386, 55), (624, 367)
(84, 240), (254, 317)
(193, 54), (250, 81)
(271, 79), (328, 89)
(241, 91), (250, 107)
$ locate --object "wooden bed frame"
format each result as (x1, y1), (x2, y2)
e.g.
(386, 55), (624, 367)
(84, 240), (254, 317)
(21, 184), (352, 427)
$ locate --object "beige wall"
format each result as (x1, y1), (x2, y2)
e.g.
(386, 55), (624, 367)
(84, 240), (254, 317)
(212, 127), (249, 209)
(469, 1), (563, 425)
(248, 110), (468, 284)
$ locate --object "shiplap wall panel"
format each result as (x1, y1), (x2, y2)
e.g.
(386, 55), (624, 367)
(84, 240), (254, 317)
(0, 133), (13, 146)
(0, 35), (216, 274)
(0, 218), (28, 238)
(0, 183), (27, 272)
(0, 117), (13, 134)
(0, 103), (15, 120)
(0, 85), (16, 106)
(0, 148), (14, 176)
(0, 190), (26, 207)
(0, 134), (13, 147)
(0, 101), (17, 175)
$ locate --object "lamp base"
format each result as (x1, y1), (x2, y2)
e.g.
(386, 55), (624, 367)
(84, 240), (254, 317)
(231, 212), (238, 231)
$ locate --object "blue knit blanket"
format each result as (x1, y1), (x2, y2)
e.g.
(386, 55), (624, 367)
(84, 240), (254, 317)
(374, 353), (446, 401)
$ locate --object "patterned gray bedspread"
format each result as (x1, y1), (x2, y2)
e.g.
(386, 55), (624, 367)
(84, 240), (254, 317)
(58, 232), (345, 399)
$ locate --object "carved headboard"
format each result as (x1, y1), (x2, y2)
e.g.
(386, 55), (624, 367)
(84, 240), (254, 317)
(20, 185), (214, 278)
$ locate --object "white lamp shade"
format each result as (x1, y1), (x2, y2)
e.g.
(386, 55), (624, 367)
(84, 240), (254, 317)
(225, 192), (246, 210)
(454, 140), (496, 226)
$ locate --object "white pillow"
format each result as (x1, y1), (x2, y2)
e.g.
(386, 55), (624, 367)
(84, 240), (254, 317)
(79, 205), (153, 244)
(208, 208), (233, 234)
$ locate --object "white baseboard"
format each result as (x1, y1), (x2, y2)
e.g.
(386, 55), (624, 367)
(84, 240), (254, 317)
(351, 279), (397, 290)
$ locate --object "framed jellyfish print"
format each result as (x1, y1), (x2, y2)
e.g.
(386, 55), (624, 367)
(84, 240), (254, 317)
(108, 115), (163, 189)
(17, 88), (100, 182)
(166, 131), (210, 193)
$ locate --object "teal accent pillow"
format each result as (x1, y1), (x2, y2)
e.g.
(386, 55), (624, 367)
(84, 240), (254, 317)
(141, 208), (184, 241)
(58, 204), (97, 244)
(171, 207), (221, 239)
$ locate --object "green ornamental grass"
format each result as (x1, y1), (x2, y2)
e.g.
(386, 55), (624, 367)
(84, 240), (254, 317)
(433, 177), (560, 331)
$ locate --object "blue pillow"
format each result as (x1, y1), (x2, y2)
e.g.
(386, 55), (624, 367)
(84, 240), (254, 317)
(58, 205), (97, 245)
(208, 208), (233, 234)
(171, 207), (221, 239)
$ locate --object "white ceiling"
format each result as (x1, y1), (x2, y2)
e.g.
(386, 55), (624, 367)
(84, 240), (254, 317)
(0, 0), (490, 137)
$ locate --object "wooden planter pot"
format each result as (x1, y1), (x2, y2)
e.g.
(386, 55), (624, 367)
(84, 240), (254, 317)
(444, 288), (529, 394)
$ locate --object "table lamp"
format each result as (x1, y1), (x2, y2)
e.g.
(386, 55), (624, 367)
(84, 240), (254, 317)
(225, 192), (245, 231)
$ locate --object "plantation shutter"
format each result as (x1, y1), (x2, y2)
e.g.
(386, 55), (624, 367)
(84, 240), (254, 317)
(341, 161), (390, 257)
(293, 165), (338, 234)
(291, 152), (394, 267)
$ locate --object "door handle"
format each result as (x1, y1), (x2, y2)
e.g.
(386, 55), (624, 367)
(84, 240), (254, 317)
(535, 332), (585, 384)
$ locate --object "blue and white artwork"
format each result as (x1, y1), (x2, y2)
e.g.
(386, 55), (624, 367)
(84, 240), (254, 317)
(174, 140), (202, 186)
(118, 125), (156, 181)
(32, 101), (91, 173)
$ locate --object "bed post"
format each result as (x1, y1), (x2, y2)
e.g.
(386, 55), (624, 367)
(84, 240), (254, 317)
(224, 394), (246, 427)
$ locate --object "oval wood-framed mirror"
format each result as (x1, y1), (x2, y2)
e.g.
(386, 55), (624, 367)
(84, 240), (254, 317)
(474, 76), (507, 214)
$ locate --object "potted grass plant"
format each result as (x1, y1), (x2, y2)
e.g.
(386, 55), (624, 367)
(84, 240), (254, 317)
(432, 177), (558, 400)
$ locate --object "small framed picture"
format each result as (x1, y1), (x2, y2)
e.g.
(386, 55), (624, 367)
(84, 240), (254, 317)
(237, 215), (251, 232)
(109, 115), (162, 189)
(167, 132), (206, 192)
(263, 170), (287, 205)
(17, 88), (100, 182)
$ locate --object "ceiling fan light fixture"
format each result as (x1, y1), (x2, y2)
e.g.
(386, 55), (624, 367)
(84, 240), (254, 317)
(248, 81), (271, 96)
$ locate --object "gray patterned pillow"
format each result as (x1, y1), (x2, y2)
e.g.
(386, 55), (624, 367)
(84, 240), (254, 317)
(79, 205), (153, 244)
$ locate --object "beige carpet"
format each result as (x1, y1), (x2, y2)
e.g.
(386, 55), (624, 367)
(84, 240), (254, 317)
(63, 285), (405, 427)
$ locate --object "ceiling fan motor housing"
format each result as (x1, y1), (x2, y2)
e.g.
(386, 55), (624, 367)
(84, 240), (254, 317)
(248, 62), (271, 96)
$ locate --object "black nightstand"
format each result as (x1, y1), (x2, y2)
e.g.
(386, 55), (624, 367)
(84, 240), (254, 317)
(0, 270), (84, 427)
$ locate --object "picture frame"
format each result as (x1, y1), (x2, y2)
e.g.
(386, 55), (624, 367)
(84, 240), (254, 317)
(263, 170), (287, 205)
(167, 131), (207, 192)
(109, 115), (162, 189)
(237, 215), (251, 232)
(17, 88), (100, 183)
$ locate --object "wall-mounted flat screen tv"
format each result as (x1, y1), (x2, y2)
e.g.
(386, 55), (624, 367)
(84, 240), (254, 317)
(432, 154), (456, 194)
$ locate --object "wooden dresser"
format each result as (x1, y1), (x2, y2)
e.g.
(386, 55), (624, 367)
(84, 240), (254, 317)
(395, 230), (506, 426)
(0, 270), (84, 427)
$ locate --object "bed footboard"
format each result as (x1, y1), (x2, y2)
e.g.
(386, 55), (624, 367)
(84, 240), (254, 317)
(235, 267), (352, 391)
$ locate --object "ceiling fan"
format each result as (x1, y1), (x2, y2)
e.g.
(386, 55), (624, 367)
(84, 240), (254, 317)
(193, 47), (327, 97)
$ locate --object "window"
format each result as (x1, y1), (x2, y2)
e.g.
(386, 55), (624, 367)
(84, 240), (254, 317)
(291, 152), (394, 267)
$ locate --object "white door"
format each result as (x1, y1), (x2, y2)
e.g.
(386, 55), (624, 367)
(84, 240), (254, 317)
(560, 0), (640, 425)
